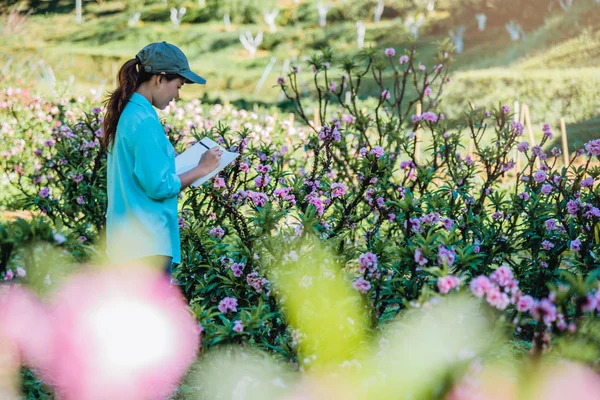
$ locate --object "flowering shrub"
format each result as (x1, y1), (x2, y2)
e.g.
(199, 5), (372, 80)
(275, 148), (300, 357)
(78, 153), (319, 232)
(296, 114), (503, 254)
(1, 44), (600, 378)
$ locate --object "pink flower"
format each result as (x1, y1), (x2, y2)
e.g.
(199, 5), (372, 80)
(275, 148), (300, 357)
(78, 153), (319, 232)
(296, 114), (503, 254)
(470, 276), (492, 298)
(277, 76), (285, 85)
(218, 297), (238, 313)
(233, 320), (244, 333)
(490, 266), (514, 287)
(511, 122), (524, 136)
(76, 196), (85, 205)
(329, 81), (336, 92)
(352, 277), (371, 294)
(16, 267), (26, 278)
(370, 146), (385, 158)
(420, 112), (438, 122)
(341, 114), (355, 124)
(582, 294), (598, 313)
(384, 48), (396, 57)
(502, 105), (510, 114)
(486, 286), (510, 310)
(381, 90), (391, 100)
(231, 263), (245, 277)
(213, 177), (226, 189)
(359, 252), (378, 274)
(517, 295), (535, 312)
(3, 269), (14, 280)
(437, 275), (461, 294)
(254, 175), (270, 188)
(240, 163), (249, 172)
(531, 298), (557, 325)
(424, 87), (432, 96)
(399, 55), (409, 65)
(331, 182), (346, 198)
(418, 64), (426, 71)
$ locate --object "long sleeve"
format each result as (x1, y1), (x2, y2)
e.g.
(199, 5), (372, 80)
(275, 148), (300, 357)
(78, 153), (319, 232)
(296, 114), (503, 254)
(129, 117), (181, 200)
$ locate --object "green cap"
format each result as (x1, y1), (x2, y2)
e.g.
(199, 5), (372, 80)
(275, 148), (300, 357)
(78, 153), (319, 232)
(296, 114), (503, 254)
(136, 41), (206, 85)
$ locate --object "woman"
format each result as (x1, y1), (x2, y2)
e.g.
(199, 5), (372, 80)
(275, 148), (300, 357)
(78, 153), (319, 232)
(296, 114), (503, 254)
(101, 41), (222, 277)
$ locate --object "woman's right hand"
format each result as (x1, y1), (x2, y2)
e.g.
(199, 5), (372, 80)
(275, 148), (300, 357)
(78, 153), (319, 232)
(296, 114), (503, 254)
(197, 146), (223, 174)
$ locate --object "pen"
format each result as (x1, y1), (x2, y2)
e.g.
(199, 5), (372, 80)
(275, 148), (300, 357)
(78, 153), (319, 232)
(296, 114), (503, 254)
(198, 140), (210, 150)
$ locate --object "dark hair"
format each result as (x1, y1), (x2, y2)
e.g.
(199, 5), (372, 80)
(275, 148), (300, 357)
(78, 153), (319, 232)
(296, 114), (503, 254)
(101, 58), (180, 151)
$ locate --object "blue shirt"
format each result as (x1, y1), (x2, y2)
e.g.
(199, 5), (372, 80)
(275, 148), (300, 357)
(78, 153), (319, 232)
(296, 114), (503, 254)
(106, 92), (182, 264)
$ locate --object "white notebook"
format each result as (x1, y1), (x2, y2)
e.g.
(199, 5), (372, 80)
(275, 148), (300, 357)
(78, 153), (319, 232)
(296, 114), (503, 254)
(175, 137), (239, 187)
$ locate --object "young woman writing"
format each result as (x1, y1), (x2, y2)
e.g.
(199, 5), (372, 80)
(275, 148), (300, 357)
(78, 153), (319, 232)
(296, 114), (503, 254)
(101, 41), (222, 277)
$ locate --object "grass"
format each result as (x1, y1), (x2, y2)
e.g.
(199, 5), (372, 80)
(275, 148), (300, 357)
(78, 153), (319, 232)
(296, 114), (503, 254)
(0, 0), (598, 144)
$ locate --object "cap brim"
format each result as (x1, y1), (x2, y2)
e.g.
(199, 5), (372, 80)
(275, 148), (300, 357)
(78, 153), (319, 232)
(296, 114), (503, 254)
(180, 69), (207, 85)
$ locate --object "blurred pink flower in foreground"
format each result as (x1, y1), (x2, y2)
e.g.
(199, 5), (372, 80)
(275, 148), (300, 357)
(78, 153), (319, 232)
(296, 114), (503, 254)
(1, 265), (200, 400)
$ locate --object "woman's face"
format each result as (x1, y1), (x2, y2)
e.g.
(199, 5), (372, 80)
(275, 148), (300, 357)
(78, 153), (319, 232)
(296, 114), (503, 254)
(152, 75), (185, 110)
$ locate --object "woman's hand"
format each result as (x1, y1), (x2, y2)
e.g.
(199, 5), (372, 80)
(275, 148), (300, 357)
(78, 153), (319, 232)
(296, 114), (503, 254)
(198, 146), (223, 173)
(178, 146), (224, 190)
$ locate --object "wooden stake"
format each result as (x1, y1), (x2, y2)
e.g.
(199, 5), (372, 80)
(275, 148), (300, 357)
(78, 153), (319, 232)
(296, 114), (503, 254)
(271, 111), (278, 128)
(415, 103), (422, 163)
(288, 113), (294, 125)
(522, 104), (540, 169)
(560, 118), (569, 166)
(313, 107), (320, 129)
(514, 101), (520, 172)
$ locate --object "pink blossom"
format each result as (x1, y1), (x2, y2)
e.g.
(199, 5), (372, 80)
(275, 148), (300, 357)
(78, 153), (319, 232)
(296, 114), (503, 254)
(233, 320), (244, 333)
(231, 263), (245, 277)
(218, 297), (238, 313)
(76, 196), (85, 205)
(352, 277), (371, 294)
(437, 275), (461, 294)
(424, 87), (432, 96)
(531, 298), (557, 325)
(470, 276), (493, 298)
(486, 286), (510, 310)
(240, 163), (250, 172)
(399, 55), (409, 64)
(370, 146), (385, 158)
(277, 76), (285, 85)
(213, 177), (226, 189)
(381, 90), (391, 100)
(420, 112), (438, 122)
(502, 105), (510, 114)
(582, 295), (598, 313)
(384, 48), (396, 57)
(517, 295), (535, 312)
(16, 267), (26, 278)
(331, 182), (346, 198)
(490, 266), (514, 287)
(359, 252), (378, 274)
(4, 269), (14, 280)
(254, 175), (270, 188)
(329, 81), (336, 92)
(342, 114), (355, 124)
(419, 64), (426, 71)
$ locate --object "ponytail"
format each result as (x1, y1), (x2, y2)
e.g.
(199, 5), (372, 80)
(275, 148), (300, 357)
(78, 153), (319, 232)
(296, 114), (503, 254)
(101, 57), (183, 151)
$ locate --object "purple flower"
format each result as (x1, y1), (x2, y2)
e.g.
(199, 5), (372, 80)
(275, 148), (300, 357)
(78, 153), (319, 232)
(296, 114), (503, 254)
(581, 177), (594, 188)
(442, 217), (454, 231)
(218, 297), (238, 313)
(399, 55), (409, 65)
(329, 81), (336, 92)
(502, 105), (510, 114)
(331, 182), (346, 198)
(518, 192), (530, 201)
(541, 240), (554, 251)
(420, 112), (438, 122)
(570, 238), (581, 252)
(545, 219), (557, 231)
(533, 170), (547, 183)
(516, 295), (534, 312)
(424, 87), (432, 96)
(414, 248), (428, 266)
(510, 122), (524, 136)
(437, 245), (456, 267)
(542, 123), (553, 139)
(419, 64), (426, 71)
(381, 89), (391, 100)
(359, 252), (378, 274)
(209, 226), (225, 238)
(540, 184), (552, 195)
(566, 199), (580, 215)
(39, 187), (49, 198)
(517, 142), (529, 152)
(385, 48), (396, 57)
(92, 107), (102, 115)
(353, 277), (371, 294)
(76, 196), (85, 205)
(277, 76), (285, 85)
(584, 139), (600, 156)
